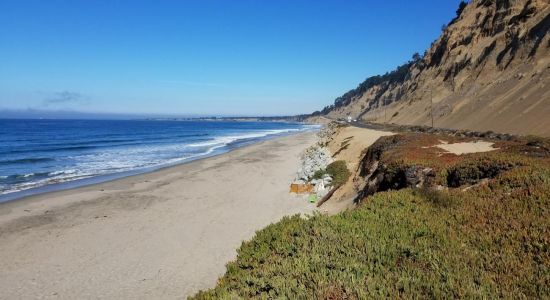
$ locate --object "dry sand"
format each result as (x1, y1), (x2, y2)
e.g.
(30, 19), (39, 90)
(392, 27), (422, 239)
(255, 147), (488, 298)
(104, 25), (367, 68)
(0, 132), (317, 299)
(436, 140), (497, 155)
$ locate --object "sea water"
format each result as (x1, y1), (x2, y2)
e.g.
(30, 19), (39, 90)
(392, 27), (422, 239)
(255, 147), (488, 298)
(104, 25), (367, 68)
(0, 119), (317, 201)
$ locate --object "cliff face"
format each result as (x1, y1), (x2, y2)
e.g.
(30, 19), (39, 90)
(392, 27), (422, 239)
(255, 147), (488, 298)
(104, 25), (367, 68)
(318, 0), (550, 136)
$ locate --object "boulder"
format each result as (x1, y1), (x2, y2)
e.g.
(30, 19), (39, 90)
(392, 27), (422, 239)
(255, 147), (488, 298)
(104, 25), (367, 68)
(295, 144), (332, 181)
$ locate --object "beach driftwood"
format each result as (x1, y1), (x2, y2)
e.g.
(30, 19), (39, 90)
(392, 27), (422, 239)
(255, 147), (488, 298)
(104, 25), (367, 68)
(316, 185), (340, 207)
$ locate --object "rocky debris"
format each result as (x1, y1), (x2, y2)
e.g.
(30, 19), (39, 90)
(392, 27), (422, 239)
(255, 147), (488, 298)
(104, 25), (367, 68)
(322, 174), (333, 185)
(316, 122), (342, 147)
(311, 179), (329, 198)
(293, 179), (306, 185)
(405, 166), (436, 188)
(295, 145), (332, 182)
(292, 124), (340, 199)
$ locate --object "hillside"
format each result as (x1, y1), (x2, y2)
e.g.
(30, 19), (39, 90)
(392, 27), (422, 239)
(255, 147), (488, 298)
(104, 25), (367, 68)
(313, 0), (550, 137)
(192, 129), (550, 298)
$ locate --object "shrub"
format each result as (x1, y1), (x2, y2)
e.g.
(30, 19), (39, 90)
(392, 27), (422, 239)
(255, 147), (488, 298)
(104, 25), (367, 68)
(413, 187), (457, 208)
(326, 160), (351, 186)
(312, 169), (327, 180)
(446, 157), (517, 187)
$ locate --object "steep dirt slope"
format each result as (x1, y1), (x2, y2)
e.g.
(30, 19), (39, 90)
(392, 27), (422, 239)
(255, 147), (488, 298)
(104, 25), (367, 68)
(318, 0), (550, 136)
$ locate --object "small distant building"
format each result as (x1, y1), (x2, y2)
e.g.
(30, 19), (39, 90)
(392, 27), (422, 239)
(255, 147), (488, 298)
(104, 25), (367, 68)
(347, 115), (352, 122)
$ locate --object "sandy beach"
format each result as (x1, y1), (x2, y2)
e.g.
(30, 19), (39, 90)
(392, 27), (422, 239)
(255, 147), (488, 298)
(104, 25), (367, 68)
(0, 132), (317, 299)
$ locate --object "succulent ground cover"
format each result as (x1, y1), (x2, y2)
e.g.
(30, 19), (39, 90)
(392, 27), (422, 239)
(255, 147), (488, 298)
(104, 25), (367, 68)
(191, 133), (550, 299)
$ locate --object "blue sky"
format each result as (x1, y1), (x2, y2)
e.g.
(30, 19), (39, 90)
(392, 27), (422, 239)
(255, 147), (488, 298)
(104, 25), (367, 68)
(0, 0), (462, 117)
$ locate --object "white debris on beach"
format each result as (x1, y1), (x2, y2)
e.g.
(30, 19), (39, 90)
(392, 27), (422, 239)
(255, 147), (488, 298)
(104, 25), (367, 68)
(295, 146), (332, 183)
(292, 125), (336, 199)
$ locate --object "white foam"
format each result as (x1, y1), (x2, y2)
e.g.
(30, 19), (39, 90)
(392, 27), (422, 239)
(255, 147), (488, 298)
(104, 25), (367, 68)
(1, 125), (311, 196)
(187, 129), (300, 148)
(49, 169), (78, 176)
(0, 173), (95, 195)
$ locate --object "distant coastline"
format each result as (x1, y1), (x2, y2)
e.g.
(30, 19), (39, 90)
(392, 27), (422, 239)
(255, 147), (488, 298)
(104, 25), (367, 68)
(0, 109), (311, 122)
(141, 116), (310, 122)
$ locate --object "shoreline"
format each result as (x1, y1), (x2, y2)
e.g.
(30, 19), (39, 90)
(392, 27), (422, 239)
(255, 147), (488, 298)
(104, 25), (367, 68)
(0, 128), (317, 204)
(0, 131), (317, 298)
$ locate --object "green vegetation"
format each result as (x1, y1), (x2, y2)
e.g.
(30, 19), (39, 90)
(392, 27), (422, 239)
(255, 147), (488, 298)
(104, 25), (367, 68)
(317, 58), (417, 115)
(311, 0), (471, 118)
(455, 1), (468, 20)
(326, 160), (351, 186)
(312, 160), (351, 187)
(312, 168), (327, 180)
(191, 134), (550, 299)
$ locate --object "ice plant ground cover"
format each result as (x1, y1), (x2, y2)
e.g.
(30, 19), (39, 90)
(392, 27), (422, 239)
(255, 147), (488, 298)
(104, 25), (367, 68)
(192, 133), (550, 299)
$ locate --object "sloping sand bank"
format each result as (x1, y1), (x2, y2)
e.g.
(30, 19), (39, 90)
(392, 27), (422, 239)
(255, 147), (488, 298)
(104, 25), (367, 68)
(323, 125), (394, 213)
(0, 132), (316, 299)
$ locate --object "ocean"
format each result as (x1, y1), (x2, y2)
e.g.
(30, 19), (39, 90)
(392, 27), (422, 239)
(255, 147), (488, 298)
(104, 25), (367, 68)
(0, 119), (316, 202)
